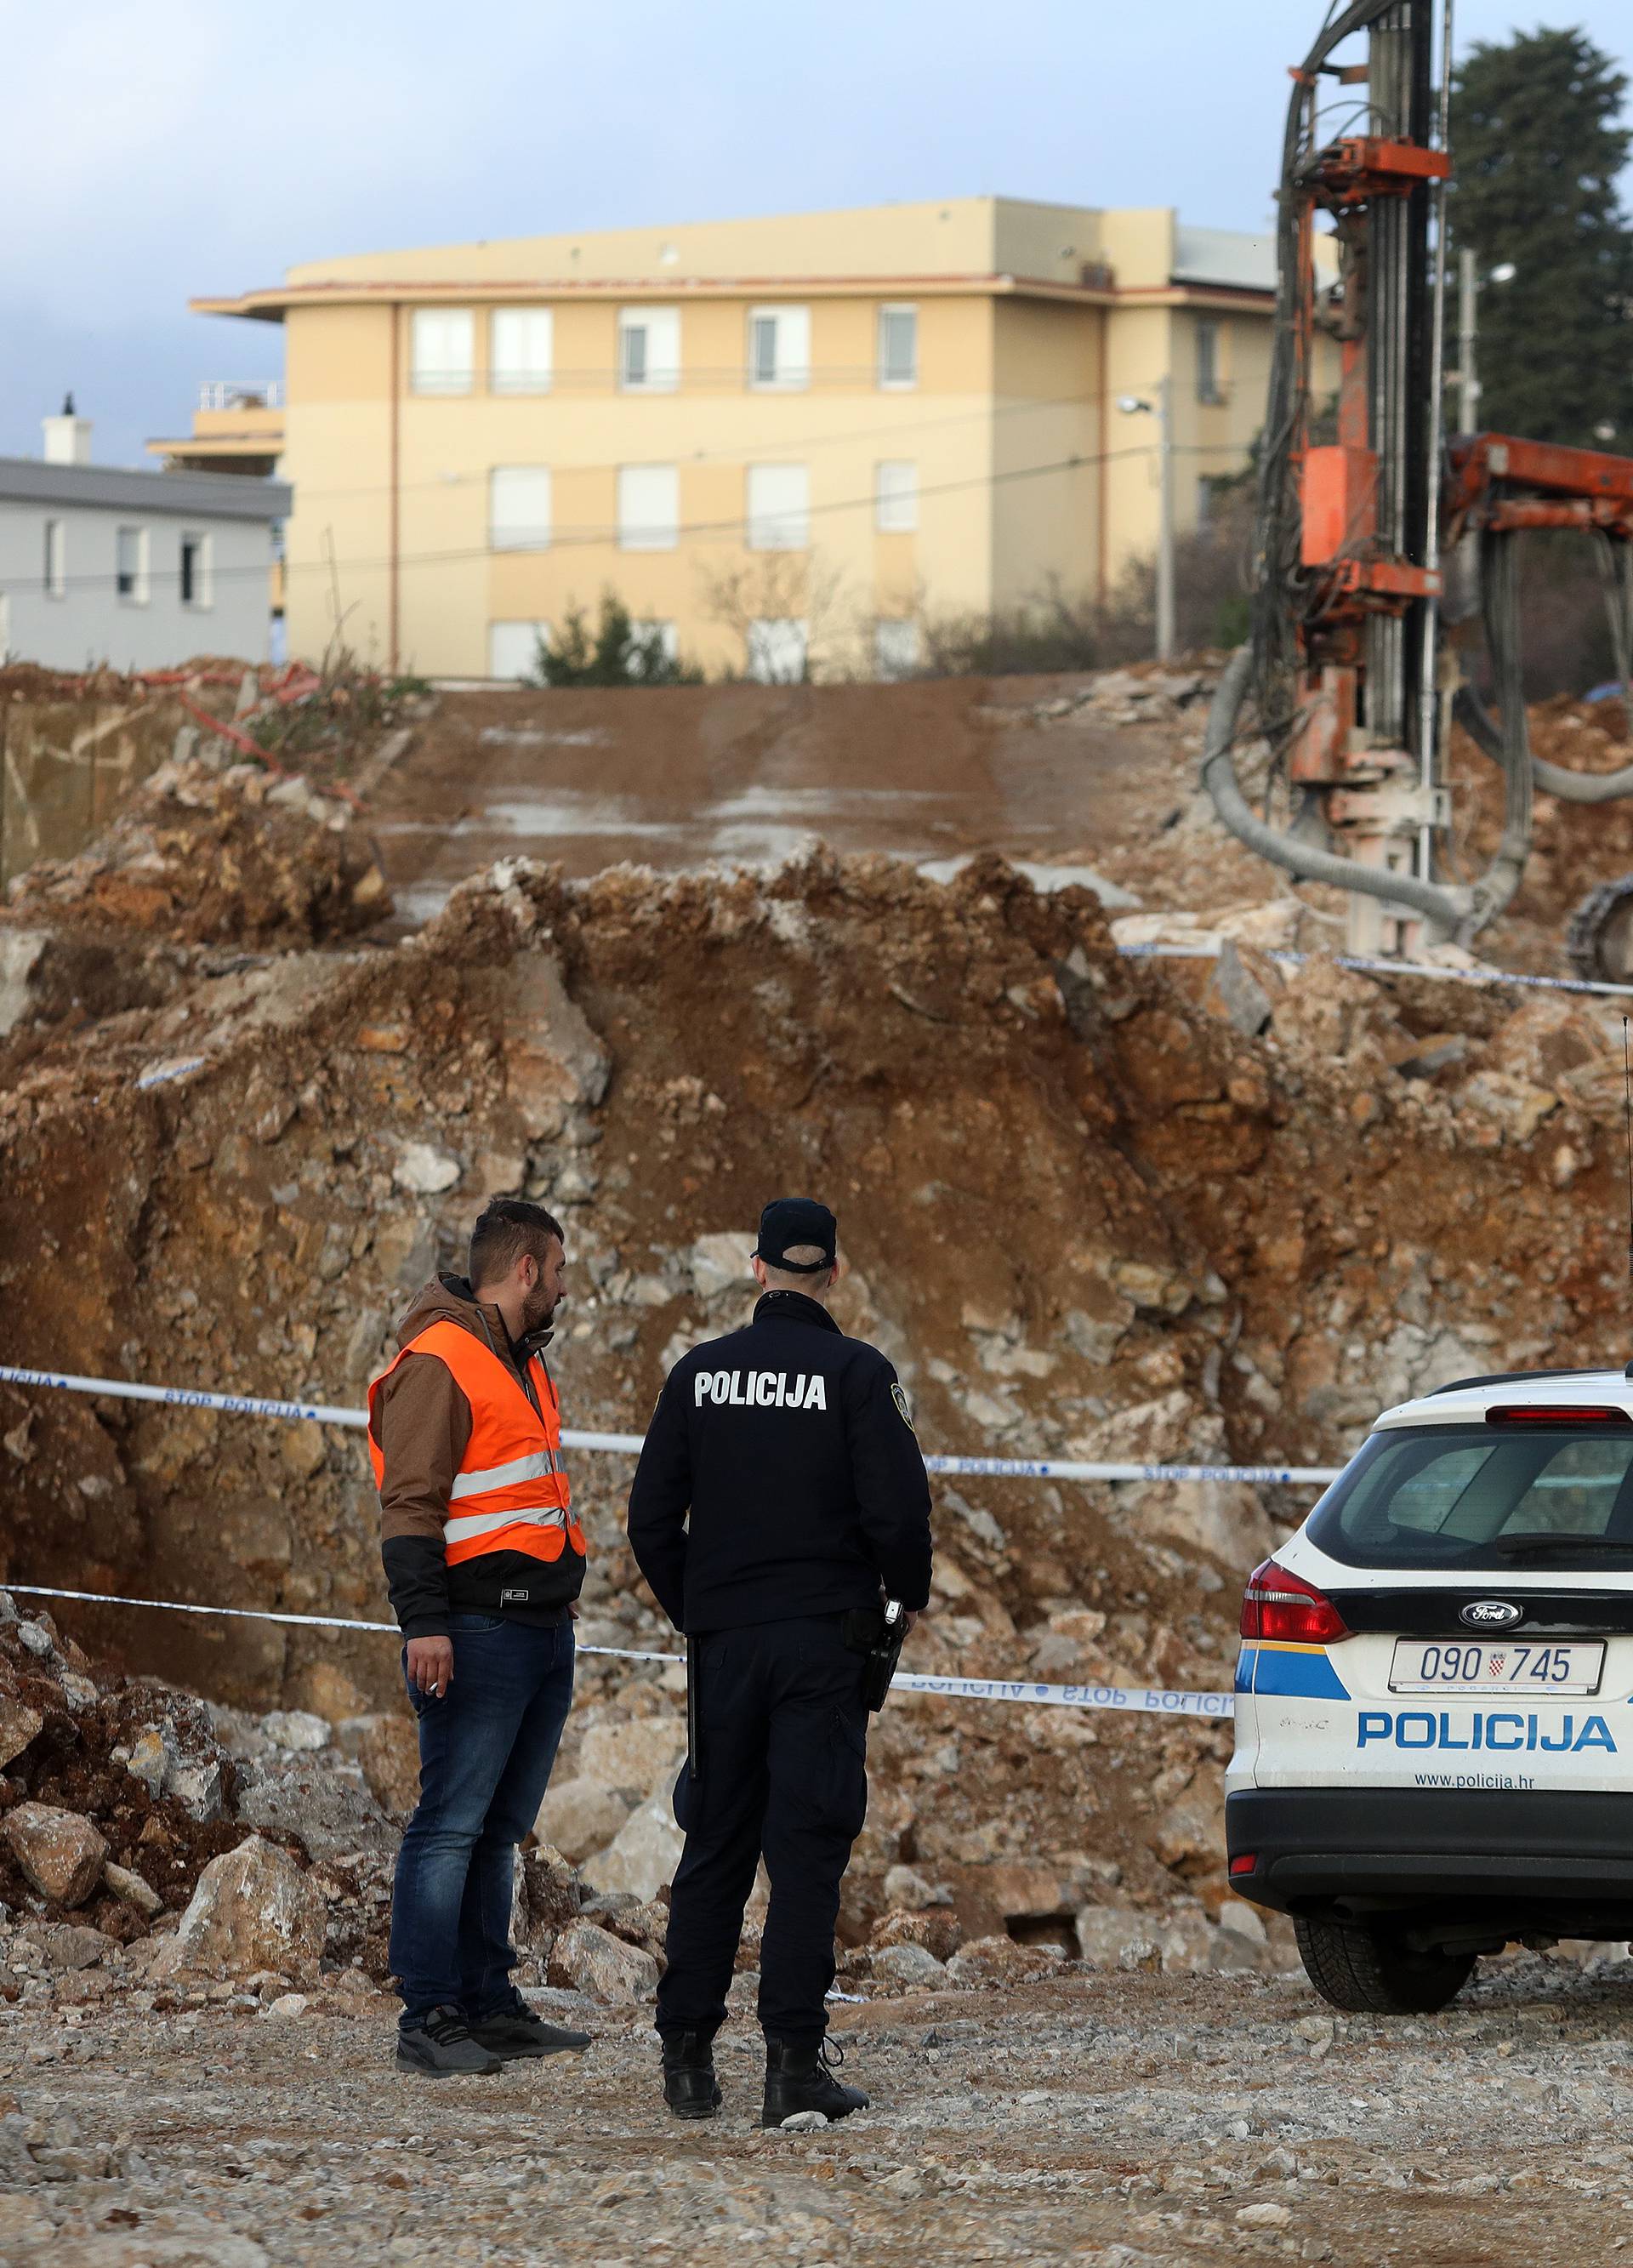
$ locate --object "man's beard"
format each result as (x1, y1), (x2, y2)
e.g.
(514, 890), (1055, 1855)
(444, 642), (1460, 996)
(521, 1285), (559, 1337)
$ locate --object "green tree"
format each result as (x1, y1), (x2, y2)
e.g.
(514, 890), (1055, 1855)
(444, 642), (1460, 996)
(529, 591), (702, 687)
(1449, 27), (1633, 447)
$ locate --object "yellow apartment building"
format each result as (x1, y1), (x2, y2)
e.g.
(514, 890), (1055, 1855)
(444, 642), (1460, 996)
(167, 197), (1292, 681)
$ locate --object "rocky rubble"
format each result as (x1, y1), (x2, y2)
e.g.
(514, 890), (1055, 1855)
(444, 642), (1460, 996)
(0, 1581), (1281, 2028)
(3, 749), (388, 952)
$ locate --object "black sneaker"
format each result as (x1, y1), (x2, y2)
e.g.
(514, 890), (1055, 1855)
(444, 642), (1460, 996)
(466, 2001), (593, 2060)
(396, 2004), (505, 2077)
(661, 2030), (722, 2120)
(760, 2035), (869, 2128)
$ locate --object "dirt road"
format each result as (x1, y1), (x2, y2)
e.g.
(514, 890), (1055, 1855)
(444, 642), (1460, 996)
(365, 676), (1234, 925)
(4, 1958), (1633, 2266)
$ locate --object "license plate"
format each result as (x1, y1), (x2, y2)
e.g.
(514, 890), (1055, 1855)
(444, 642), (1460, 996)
(1388, 1638), (1606, 1695)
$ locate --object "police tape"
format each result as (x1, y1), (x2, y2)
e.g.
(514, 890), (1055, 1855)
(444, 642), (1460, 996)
(1119, 939), (1633, 1001)
(2, 1583), (1237, 1718)
(0, 1362), (1342, 1490)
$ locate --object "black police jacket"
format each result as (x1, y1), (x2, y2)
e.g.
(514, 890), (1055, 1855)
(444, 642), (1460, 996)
(626, 1290), (934, 1634)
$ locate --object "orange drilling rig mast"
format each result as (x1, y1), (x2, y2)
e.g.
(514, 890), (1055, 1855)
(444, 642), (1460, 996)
(1202, 0), (1633, 974)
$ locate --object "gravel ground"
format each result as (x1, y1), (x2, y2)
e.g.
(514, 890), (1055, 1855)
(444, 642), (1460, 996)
(3, 1957), (1633, 2265)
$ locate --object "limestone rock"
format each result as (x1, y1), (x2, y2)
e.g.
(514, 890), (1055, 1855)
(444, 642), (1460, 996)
(880, 1863), (951, 1912)
(0, 1694), (43, 1769)
(102, 1861), (163, 1918)
(871, 1907), (962, 1963)
(32, 1923), (117, 1971)
(690, 1232), (755, 1302)
(548, 1919), (659, 2003)
(393, 1140), (462, 1194)
(945, 1934), (1046, 1987)
(576, 1715), (687, 1796)
(335, 1713), (421, 1815)
(869, 1941), (950, 1990)
(126, 1724), (177, 1798)
(1076, 1906), (1163, 1970)
(1203, 938), (1282, 1039)
(169, 1760), (225, 1823)
(535, 1775), (636, 1864)
(3, 1803), (107, 1906)
(578, 1787), (685, 1903)
(149, 1833), (326, 1981)
(262, 1710), (332, 1753)
(1152, 1788), (1225, 1876)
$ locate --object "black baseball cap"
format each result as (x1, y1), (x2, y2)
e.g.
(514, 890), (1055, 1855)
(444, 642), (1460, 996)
(754, 1197), (838, 1274)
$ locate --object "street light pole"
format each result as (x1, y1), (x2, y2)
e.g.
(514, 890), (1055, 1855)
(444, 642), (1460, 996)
(1154, 372), (1175, 664)
(1117, 381), (1176, 662)
(1456, 245), (1480, 432)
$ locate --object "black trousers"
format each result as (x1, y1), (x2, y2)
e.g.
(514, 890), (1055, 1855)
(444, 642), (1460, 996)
(657, 1614), (869, 2046)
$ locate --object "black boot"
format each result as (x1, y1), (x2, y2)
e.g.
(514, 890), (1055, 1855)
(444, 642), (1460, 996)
(760, 2035), (869, 2128)
(661, 2030), (723, 2120)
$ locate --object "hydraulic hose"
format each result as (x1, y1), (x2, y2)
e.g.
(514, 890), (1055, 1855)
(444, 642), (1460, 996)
(1459, 530), (1633, 802)
(1200, 647), (1529, 938)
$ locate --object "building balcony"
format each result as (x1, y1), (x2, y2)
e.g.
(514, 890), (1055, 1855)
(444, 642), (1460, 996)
(148, 379), (284, 477)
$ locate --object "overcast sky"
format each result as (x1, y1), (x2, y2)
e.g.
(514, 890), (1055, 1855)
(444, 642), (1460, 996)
(4, 0), (1630, 465)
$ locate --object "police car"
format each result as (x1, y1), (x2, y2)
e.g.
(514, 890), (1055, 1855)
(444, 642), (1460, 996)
(1227, 1368), (1633, 2012)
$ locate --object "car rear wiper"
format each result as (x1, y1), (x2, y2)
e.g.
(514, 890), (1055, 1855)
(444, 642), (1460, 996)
(1490, 1533), (1633, 1559)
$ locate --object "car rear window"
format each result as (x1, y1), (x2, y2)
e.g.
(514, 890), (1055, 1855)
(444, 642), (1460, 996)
(1306, 1422), (1633, 1570)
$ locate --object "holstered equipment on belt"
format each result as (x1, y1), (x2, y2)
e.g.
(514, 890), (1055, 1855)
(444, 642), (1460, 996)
(686, 1633), (703, 1782)
(841, 1598), (908, 1712)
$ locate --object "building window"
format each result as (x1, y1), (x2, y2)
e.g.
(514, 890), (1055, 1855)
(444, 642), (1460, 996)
(748, 305), (811, 391)
(747, 618), (808, 683)
(1196, 319), (1224, 405)
(116, 526), (149, 605)
(874, 620), (921, 680)
(878, 305), (918, 390)
(747, 464), (810, 551)
(489, 466), (553, 550)
(874, 460), (919, 534)
(491, 309), (554, 394)
(43, 519), (65, 600)
(179, 531), (213, 608)
(617, 464), (680, 550)
(618, 306), (680, 392)
(630, 620), (679, 675)
(411, 308), (475, 395)
(488, 620), (549, 680)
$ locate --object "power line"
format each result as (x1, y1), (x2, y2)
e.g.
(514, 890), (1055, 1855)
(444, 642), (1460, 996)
(280, 376), (1244, 507)
(0, 441), (1233, 600)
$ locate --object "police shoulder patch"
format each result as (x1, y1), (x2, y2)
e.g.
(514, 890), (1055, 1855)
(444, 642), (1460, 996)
(890, 1382), (915, 1431)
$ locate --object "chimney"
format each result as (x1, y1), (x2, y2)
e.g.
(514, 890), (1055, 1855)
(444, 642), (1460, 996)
(43, 394), (93, 467)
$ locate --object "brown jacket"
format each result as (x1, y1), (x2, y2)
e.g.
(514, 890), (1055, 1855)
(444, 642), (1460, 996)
(373, 1274), (583, 1637)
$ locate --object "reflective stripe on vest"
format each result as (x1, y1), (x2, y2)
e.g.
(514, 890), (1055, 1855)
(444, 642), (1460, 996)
(367, 1318), (586, 1569)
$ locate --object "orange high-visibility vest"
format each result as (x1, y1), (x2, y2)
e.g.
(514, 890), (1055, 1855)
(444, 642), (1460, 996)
(367, 1320), (585, 1569)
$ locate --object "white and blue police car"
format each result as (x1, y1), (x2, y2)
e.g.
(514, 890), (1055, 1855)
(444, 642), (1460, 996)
(1227, 1367), (1633, 2013)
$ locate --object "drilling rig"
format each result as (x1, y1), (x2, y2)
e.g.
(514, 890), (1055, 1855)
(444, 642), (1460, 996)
(1203, 0), (1633, 977)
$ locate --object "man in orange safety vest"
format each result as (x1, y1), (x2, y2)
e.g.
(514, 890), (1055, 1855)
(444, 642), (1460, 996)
(369, 1197), (589, 2077)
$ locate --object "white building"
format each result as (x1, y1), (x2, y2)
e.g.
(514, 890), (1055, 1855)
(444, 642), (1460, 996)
(0, 409), (289, 673)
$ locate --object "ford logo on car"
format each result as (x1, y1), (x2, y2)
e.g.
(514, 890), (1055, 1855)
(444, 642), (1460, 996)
(1459, 1599), (1524, 1629)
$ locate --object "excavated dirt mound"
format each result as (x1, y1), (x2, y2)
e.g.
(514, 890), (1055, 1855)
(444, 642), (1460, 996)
(3, 757), (389, 949)
(3, 829), (1633, 1934)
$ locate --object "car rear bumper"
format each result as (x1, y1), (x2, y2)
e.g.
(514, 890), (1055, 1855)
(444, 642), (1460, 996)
(1228, 1787), (1633, 1920)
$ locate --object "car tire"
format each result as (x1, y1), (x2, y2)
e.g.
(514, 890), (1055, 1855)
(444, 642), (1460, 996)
(1294, 1916), (1477, 2014)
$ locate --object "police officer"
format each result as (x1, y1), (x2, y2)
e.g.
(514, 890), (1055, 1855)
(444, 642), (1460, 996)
(627, 1197), (933, 2127)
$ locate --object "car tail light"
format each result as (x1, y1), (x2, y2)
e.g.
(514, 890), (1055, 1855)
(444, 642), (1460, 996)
(1486, 1405), (1630, 1426)
(1229, 1853), (1258, 1876)
(1239, 1557), (1350, 1644)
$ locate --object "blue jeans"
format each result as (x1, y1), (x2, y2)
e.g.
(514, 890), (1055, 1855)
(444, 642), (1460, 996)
(389, 1613), (574, 2027)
